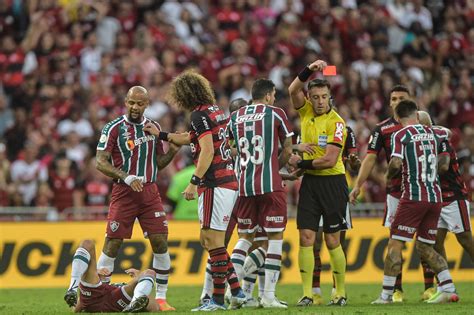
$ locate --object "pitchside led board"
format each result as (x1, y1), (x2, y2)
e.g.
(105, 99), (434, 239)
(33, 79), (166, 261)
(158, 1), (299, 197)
(0, 219), (473, 288)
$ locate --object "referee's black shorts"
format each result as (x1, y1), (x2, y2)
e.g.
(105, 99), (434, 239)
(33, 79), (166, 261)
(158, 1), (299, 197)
(297, 174), (349, 233)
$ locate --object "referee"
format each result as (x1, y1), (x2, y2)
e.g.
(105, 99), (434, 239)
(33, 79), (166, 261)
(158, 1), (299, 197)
(288, 60), (348, 307)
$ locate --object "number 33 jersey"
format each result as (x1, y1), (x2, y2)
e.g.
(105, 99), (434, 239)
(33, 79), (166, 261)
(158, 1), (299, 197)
(391, 124), (449, 202)
(190, 104), (237, 191)
(227, 104), (294, 197)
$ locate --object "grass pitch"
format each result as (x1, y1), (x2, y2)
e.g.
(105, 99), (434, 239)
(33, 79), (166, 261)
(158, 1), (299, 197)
(1, 283), (473, 314)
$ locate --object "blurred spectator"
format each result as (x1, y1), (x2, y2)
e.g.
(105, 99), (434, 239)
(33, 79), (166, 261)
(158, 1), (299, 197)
(167, 164), (198, 220)
(57, 108), (94, 139)
(10, 143), (48, 206)
(48, 152), (81, 212)
(0, 93), (13, 136)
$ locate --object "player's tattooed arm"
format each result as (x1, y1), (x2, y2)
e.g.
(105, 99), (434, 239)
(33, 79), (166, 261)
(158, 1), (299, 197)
(279, 137), (293, 168)
(156, 143), (180, 170)
(387, 157), (402, 180)
(96, 150), (128, 180)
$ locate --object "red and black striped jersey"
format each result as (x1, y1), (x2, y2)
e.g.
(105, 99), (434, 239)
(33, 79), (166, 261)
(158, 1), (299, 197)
(190, 104), (238, 192)
(343, 126), (357, 159)
(439, 140), (469, 202)
(367, 117), (403, 197)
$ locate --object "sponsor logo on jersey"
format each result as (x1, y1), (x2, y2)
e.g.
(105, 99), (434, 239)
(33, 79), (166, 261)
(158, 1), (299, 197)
(110, 221), (120, 232)
(266, 216), (284, 223)
(237, 218), (252, 225)
(369, 131), (379, 148)
(235, 113), (265, 124)
(155, 211), (166, 217)
(428, 229), (437, 235)
(411, 133), (435, 142)
(223, 215), (230, 223)
(397, 225), (416, 234)
(381, 123), (395, 131)
(334, 122), (344, 142)
(125, 135), (156, 150)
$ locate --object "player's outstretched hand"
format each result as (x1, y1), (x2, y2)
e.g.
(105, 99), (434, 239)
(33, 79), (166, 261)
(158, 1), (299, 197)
(288, 153), (302, 167)
(295, 143), (318, 155)
(281, 169), (304, 181)
(143, 123), (159, 136)
(182, 183), (198, 200)
(349, 186), (360, 205)
(308, 60), (327, 72)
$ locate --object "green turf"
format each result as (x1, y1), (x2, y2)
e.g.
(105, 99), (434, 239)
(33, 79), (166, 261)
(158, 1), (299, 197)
(0, 283), (473, 314)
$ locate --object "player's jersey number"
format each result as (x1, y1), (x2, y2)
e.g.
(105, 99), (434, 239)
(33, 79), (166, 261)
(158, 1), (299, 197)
(239, 135), (264, 167)
(218, 128), (231, 161)
(418, 153), (437, 183)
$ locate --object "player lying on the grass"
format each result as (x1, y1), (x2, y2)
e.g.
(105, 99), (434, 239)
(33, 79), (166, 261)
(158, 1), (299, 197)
(64, 239), (158, 313)
(372, 100), (458, 305)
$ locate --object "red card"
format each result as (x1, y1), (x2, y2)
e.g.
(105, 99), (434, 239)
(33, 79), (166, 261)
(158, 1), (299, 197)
(323, 65), (337, 76)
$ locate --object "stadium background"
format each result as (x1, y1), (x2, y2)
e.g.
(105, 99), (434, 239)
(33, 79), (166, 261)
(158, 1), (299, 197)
(0, 0), (473, 295)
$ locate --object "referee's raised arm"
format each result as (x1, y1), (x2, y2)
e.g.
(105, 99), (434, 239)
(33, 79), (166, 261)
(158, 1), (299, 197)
(288, 60), (328, 110)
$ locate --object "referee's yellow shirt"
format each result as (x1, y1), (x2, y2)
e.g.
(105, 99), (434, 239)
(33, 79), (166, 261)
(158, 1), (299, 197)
(297, 99), (347, 176)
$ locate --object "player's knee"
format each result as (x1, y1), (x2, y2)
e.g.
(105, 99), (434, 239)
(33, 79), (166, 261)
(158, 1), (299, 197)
(456, 232), (473, 247)
(104, 238), (123, 257)
(80, 239), (95, 252)
(415, 240), (431, 257)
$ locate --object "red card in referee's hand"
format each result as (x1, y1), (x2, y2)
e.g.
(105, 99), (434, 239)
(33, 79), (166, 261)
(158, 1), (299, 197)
(323, 65), (337, 76)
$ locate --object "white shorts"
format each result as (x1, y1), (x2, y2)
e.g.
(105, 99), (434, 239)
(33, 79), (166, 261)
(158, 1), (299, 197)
(383, 195), (400, 227)
(438, 200), (471, 234)
(319, 203), (352, 230)
(198, 187), (238, 231)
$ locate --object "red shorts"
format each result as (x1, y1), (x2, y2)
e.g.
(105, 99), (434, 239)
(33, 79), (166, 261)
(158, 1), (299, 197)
(390, 199), (442, 244)
(107, 183), (167, 239)
(77, 282), (131, 312)
(235, 191), (287, 233)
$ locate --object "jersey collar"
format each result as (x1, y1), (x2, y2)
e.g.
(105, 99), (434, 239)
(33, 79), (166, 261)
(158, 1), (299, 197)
(123, 114), (146, 125)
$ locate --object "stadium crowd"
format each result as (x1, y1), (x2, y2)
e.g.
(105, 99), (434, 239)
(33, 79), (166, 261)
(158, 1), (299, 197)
(0, 0), (473, 216)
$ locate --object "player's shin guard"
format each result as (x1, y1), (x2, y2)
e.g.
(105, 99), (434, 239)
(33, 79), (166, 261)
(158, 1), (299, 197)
(328, 245), (346, 297)
(69, 247), (90, 290)
(132, 276), (155, 302)
(243, 247), (266, 276)
(201, 257), (213, 299)
(299, 246), (314, 298)
(152, 252), (170, 299)
(437, 269), (456, 293)
(421, 258), (435, 290)
(312, 247), (322, 295)
(263, 239), (283, 300)
(231, 239), (252, 281)
(381, 275), (396, 300)
(242, 271), (257, 299)
(97, 252), (115, 283)
(209, 247), (229, 305)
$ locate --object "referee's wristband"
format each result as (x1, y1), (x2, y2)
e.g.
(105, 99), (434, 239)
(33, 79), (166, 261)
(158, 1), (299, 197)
(297, 159), (315, 170)
(297, 65), (313, 82)
(158, 131), (169, 141)
(190, 175), (201, 185)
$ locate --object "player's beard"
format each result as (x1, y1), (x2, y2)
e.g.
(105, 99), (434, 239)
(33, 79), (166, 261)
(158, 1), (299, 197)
(128, 111), (142, 123)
